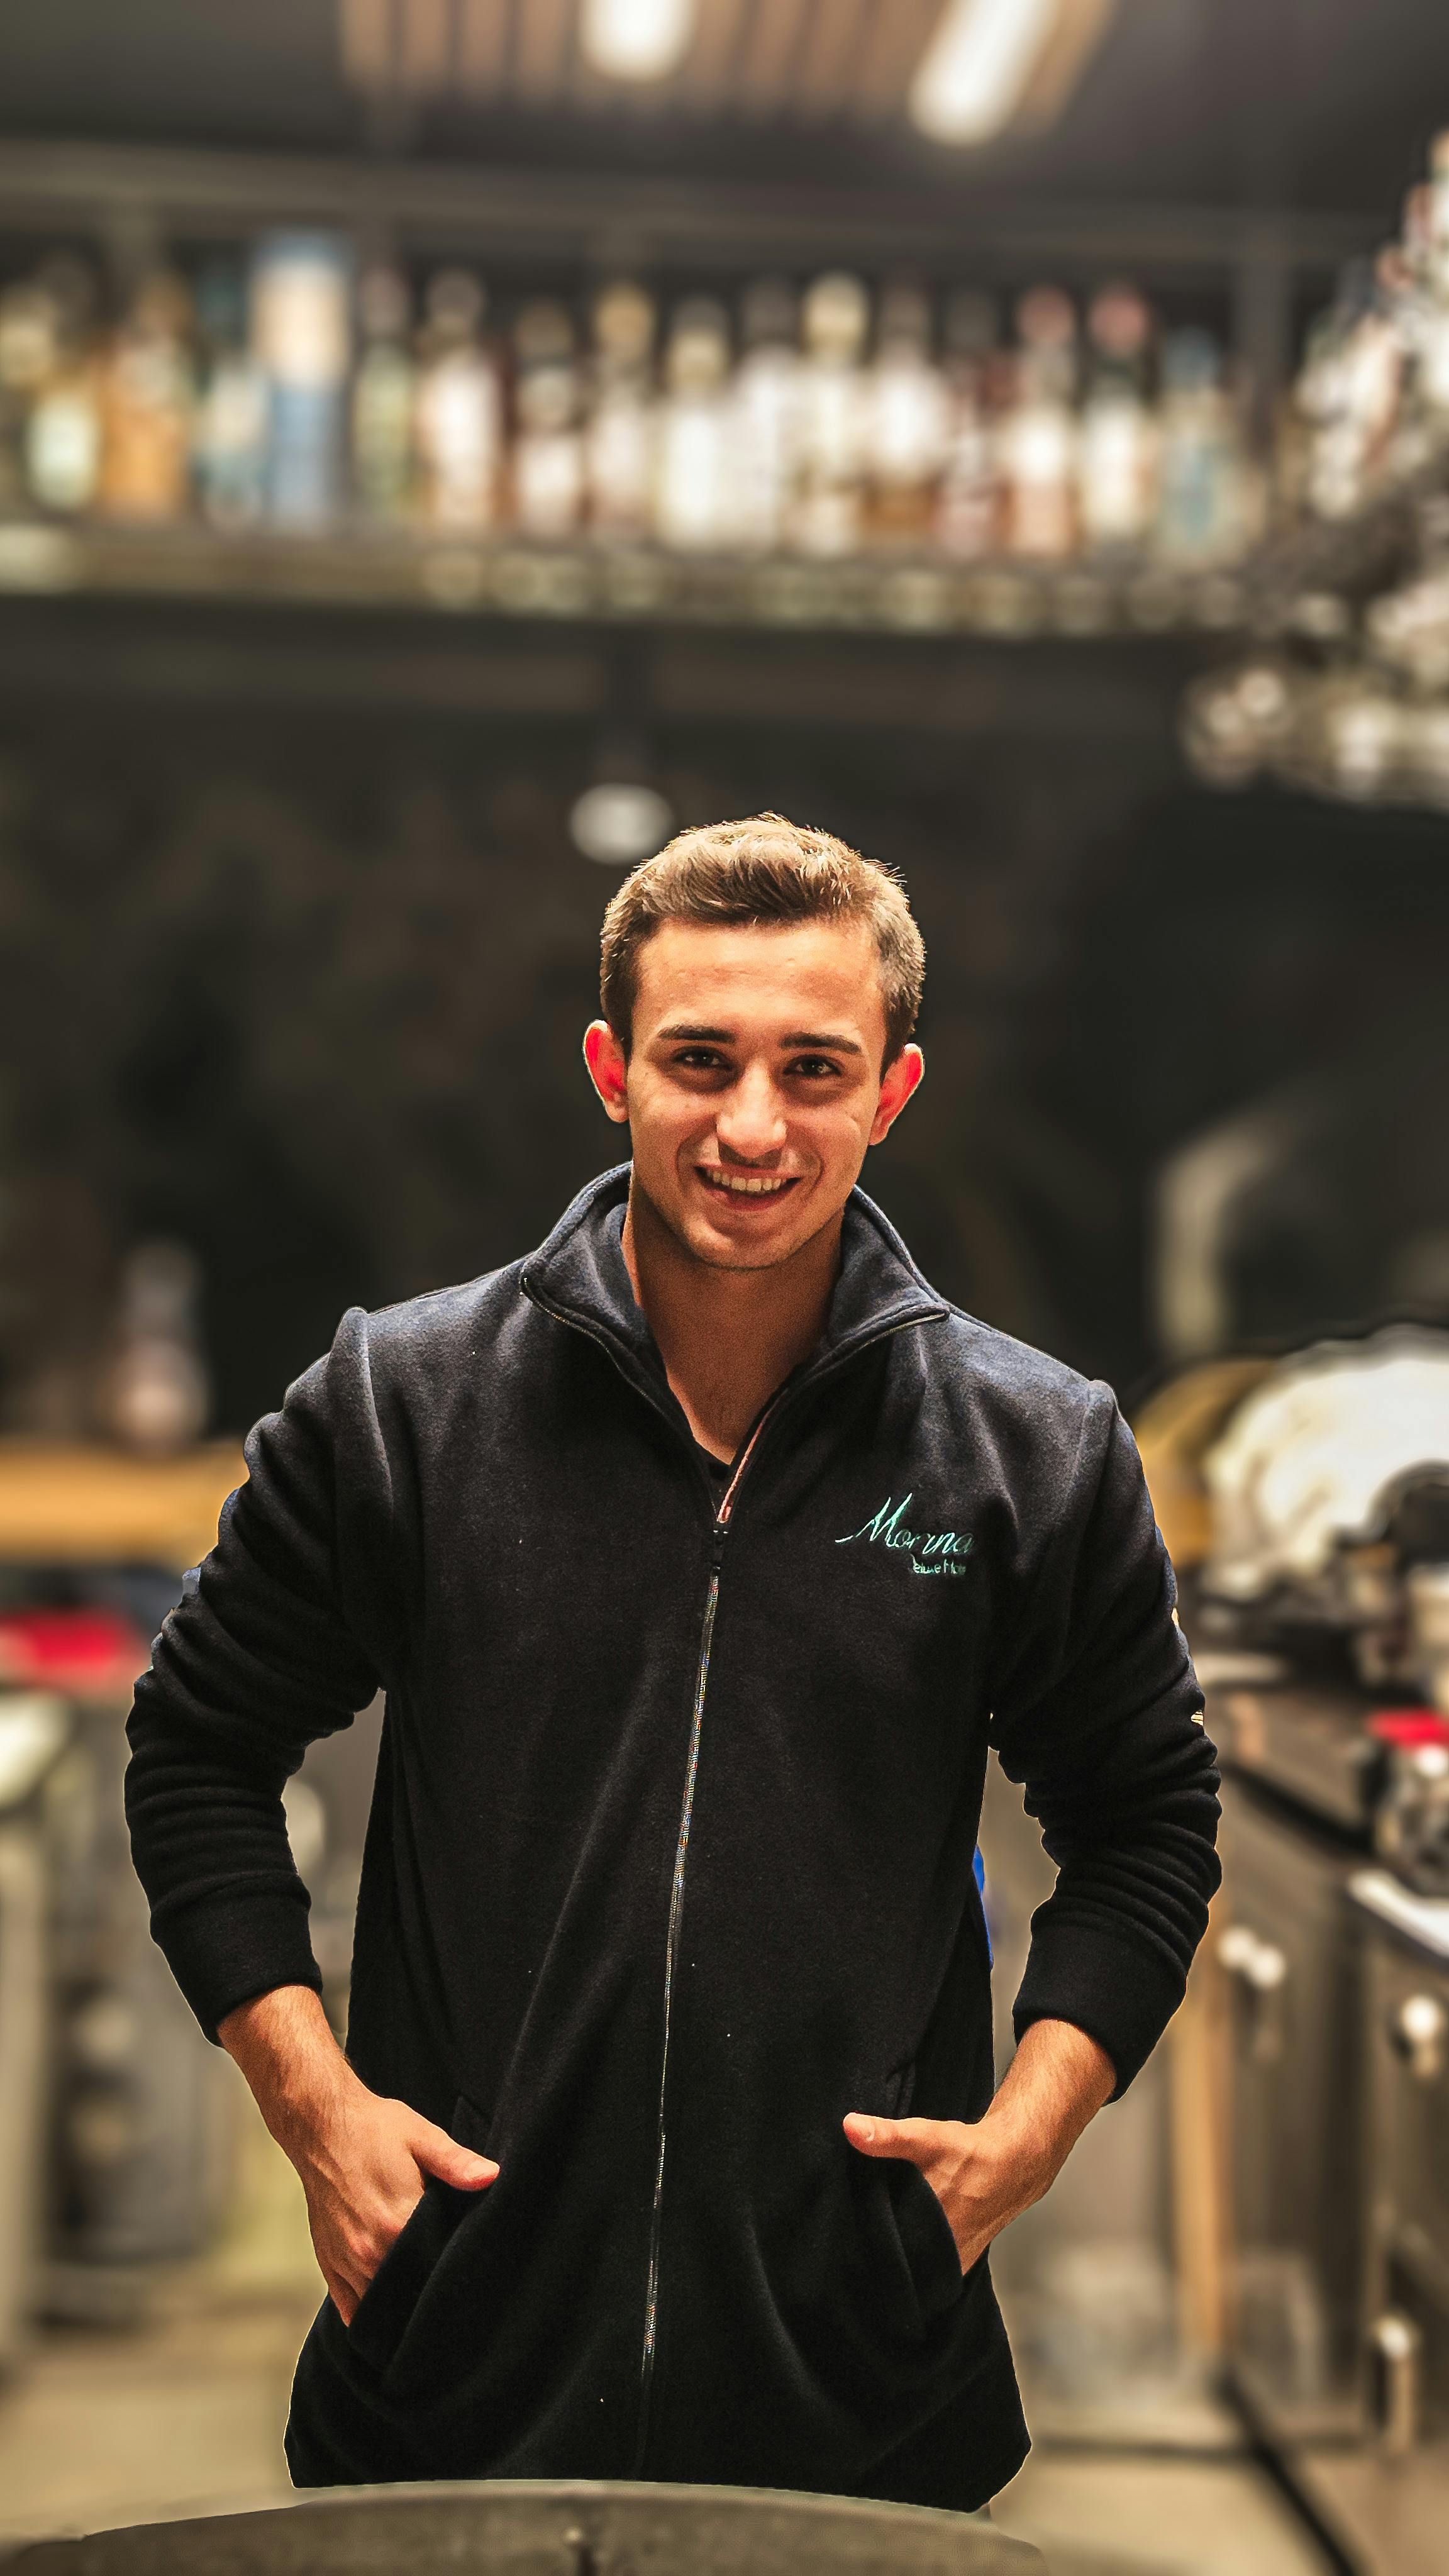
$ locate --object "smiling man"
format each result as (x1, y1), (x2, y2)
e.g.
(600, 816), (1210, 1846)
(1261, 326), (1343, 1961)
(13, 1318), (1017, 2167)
(125, 813), (1219, 2515)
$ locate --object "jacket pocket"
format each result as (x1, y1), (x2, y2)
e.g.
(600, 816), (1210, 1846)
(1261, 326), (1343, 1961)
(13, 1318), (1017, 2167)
(848, 2148), (965, 2343)
(344, 2093), (491, 2378)
(889, 2158), (966, 2324)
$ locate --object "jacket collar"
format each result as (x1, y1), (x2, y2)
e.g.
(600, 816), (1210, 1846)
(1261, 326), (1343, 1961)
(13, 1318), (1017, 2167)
(519, 1163), (949, 1408)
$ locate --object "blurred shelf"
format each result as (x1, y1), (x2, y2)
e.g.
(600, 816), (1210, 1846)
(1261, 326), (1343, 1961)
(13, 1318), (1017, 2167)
(0, 138), (1372, 286)
(0, 1441), (244, 1570)
(0, 518), (1257, 643)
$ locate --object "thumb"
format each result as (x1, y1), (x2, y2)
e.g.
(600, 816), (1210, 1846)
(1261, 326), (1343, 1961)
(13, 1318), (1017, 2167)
(843, 2112), (937, 2168)
(411, 2119), (499, 2191)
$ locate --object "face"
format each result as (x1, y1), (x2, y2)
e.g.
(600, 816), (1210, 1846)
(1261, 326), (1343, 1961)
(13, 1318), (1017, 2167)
(584, 917), (924, 1272)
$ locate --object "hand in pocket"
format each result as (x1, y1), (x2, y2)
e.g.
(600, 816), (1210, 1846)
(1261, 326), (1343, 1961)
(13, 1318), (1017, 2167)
(299, 2083), (497, 2323)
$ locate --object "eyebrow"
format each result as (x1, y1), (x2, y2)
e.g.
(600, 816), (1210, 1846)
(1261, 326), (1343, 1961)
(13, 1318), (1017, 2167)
(655, 1022), (865, 1057)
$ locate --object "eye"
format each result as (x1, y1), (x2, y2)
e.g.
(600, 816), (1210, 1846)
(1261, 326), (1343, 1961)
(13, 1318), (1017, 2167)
(789, 1055), (842, 1080)
(672, 1046), (730, 1071)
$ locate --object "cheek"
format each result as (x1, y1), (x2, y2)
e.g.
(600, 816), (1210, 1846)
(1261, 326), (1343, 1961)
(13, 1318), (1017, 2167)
(628, 1090), (710, 1161)
(809, 1102), (874, 1165)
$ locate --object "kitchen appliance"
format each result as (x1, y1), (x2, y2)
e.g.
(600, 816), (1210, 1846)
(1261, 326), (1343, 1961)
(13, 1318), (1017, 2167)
(1216, 1772), (1368, 2446)
(0, 1690), (68, 2373)
(0, 1606), (236, 2318)
(1258, 1880), (1449, 2576)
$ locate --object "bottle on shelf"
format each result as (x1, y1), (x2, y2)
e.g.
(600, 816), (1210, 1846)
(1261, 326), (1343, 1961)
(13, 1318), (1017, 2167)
(97, 269), (196, 523)
(865, 279), (949, 553)
(731, 277), (802, 557)
(0, 275), (62, 517)
(1077, 282), (1158, 555)
(512, 299), (586, 542)
(352, 264), (417, 525)
(193, 262), (268, 530)
(1155, 326), (1252, 565)
(655, 297), (735, 554)
(414, 269), (504, 534)
(935, 291), (1000, 561)
(997, 286), (1079, 561)
(101, 1243), (209, 1455)
(250, 232), (352, 530)
(25, 257), (104, 519)
(585, 279), (658, 544)
(794, 270), (870, 558)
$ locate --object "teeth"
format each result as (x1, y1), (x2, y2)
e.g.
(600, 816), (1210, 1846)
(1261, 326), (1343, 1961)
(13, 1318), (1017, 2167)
(702, 1169), (793, 1196)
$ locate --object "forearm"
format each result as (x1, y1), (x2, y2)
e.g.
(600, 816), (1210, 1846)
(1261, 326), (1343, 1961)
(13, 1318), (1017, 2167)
(845, 2014), (1115, 2272)
(219, 1982), (357, 2160)
(978, 2015), (1115, 2202)
(219, 1982), (496, 2322)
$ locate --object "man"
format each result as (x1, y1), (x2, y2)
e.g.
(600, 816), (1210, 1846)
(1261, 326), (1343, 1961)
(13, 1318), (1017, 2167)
(126, 813), (1219, 2515)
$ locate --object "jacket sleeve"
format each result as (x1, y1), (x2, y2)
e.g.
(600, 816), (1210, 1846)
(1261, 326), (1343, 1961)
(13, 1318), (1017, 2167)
(987, 1385), (1221, 2097)
(125, 1311), (393, 2042)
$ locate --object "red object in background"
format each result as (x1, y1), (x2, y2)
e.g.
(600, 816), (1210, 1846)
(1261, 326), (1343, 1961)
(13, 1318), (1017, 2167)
(0, 1608), (148, 1695)
(1370, 1711), (1449, 1748)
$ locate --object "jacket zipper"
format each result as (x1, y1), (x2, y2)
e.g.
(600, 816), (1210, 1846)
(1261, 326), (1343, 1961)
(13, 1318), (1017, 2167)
(631, 1410), (772, 2475)
(521, 1275), (941, 2470)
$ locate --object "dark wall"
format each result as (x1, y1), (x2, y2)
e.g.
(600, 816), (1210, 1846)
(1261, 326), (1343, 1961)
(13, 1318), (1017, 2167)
(2, 614), (1447, 1435)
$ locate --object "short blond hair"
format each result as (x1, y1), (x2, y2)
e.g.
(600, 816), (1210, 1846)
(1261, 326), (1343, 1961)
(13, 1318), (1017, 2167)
(599, 813), (925, 1064)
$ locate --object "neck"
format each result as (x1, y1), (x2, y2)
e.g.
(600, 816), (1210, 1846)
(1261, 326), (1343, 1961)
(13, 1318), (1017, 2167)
(622, 1179), (843, 1462)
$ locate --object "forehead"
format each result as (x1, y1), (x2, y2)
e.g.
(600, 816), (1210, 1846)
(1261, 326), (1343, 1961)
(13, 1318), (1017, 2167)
(633, 916), (886, 1043)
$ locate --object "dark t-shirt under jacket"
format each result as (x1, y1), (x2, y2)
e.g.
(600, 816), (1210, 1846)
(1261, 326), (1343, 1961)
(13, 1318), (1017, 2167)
(125, 1165), (1220, 2512)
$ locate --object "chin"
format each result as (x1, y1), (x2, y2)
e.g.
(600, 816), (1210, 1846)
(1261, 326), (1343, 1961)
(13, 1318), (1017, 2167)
(691, 1234), (802, 1273)
(684, 1206), (823, 1272)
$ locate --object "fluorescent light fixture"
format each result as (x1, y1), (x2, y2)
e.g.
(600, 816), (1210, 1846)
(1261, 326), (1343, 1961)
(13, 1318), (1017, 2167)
(580, 0), (697, 82)
(910, 0), (1064, 143)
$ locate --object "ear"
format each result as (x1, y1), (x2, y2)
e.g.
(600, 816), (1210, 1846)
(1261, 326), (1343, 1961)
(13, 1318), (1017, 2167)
(584, 1019), (631, 1125)
(869, 1043), (924, 1148)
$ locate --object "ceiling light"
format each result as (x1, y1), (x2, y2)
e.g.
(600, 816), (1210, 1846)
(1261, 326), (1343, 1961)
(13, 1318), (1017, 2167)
(580, 0), (697, 82)
(570, 783), (674, 865)
(910, 0), (1070, 144)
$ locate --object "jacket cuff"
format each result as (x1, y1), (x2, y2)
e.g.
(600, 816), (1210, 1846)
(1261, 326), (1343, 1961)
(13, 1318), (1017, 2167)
(1012, 1919), (1185, 2099)
(150, 1884), (323, 2043)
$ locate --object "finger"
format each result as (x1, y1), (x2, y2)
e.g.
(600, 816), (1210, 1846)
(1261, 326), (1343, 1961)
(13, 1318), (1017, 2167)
(842, 2112), (943, 2167)
(325, 2268), (359, 2324)
(410, 2121), (500, 2190)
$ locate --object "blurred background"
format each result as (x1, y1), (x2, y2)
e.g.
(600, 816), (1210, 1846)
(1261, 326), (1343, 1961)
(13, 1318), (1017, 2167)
(1, 4), (1449, 2571)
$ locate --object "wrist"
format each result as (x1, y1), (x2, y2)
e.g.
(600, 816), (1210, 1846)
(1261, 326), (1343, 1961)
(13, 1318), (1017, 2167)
(219, 1984), (356, 2162)
(973, 2096), (1058, 2198)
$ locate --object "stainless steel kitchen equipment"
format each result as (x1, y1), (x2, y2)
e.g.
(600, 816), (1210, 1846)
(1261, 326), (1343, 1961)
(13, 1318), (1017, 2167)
(1215, 1768), (1368, 2449)
(40, 1651), (235, 2317)
(0, 1690), (69, 2374)
(0, 2480), (1044, 2574)
(1248, 1879), (1449, 2576)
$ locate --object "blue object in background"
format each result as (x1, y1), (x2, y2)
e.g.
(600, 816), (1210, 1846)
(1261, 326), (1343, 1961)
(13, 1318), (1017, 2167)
(973, 1843), (992, 1963)
(251, 233), (352, 529)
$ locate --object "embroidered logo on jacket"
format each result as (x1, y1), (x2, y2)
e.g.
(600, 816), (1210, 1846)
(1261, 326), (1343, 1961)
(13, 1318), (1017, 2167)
(836, 1496), (974, 1577)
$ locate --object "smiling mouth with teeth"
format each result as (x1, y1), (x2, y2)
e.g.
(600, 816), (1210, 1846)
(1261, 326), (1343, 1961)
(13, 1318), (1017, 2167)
(699, 1168), (799, 1198)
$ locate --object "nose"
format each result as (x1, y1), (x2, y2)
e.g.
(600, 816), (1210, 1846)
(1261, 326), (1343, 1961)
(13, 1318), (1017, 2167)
(716, 1062), (787, 1163)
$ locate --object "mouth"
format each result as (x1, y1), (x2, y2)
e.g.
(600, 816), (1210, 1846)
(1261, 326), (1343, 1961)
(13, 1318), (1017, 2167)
(697, 1166), (801, 1202)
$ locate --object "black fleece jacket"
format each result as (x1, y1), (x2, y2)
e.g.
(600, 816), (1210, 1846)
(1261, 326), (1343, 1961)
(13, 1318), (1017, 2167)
(125, 1167), (1219, 2512)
